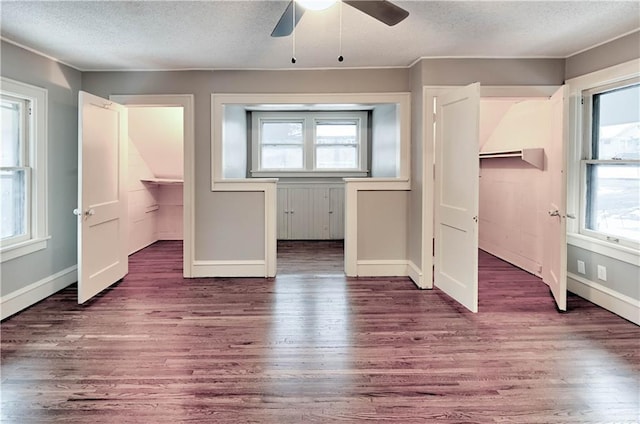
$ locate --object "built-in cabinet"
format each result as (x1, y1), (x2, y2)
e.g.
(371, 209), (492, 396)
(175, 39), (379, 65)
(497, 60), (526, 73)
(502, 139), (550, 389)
(277, 183), (344, 240)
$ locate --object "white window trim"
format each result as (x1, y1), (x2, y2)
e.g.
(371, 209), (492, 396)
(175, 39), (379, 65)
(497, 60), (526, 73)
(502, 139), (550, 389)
(250, 111), (369, 177)
(0, 77), (48, 263)
(566, 59), (640, 262)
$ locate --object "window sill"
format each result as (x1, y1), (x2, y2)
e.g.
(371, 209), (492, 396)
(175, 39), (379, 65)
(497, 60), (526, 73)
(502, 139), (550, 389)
(1, 236), (50, 263)
(251, 171), (369, 178)
(567, 233), (639, 266)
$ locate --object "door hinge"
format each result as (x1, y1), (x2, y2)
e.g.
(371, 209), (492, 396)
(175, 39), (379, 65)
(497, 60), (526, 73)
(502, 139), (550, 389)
(580, 97), (584, 105)
(28, 107), (33, 116)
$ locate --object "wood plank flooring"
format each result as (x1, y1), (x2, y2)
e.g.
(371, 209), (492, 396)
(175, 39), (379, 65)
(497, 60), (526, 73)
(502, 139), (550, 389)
(1, 241), (639, 423)
(277, 240), (344, 275)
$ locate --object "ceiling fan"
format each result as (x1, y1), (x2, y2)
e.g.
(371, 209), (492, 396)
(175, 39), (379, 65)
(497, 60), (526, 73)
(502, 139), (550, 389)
(271, 0), (409, 37)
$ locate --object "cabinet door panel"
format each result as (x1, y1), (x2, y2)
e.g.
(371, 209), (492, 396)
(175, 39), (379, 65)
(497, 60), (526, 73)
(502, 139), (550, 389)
(288, 187), (330, 239)
(329, 187), (345, 239)
(277, 187), (289, 239)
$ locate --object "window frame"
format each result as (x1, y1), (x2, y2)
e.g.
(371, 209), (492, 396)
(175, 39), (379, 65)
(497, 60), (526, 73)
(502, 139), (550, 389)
(579, 78), (640, 250)
(250, 111), (369, 177)
(1, 94), (31, 245)
(0, 77), (49, 262)
(566, 60), (640, 265)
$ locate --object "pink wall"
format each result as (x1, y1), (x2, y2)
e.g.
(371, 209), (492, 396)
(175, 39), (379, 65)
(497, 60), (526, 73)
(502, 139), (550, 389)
(478, 99), (554, 276)
(128, 140), (159, 254)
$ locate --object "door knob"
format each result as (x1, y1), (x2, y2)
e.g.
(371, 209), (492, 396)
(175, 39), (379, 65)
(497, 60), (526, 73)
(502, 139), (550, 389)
(73, 208), (95, 217)
(548, 210), (560, 217)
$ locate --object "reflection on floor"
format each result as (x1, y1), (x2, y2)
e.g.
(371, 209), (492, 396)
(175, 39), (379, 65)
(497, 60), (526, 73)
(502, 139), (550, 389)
(2, 241), (638, 423)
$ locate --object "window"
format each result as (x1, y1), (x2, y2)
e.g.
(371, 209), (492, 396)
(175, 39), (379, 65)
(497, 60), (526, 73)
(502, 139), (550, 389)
(582, 80), (640, 247)
(315, 120), (359, 169)
(251, 111), (368, 176)
(0, 77), (48, 262)
(260, 120), (304, 169)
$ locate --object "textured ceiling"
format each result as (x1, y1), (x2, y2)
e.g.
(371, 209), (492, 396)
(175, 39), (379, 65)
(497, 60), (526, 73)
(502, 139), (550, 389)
(1, 1), (639, 71)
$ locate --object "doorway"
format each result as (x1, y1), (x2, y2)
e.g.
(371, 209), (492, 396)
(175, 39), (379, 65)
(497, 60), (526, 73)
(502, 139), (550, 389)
(125, 106), (184, 259)
(110, 94), (195, 277)
(425, 85), (567, 312)
(275, 182), (346, 275)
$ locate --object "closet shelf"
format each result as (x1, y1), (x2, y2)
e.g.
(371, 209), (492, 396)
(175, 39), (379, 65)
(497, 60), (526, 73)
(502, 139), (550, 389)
(140, 178), (184, 185)
(479, 148), (544, 170)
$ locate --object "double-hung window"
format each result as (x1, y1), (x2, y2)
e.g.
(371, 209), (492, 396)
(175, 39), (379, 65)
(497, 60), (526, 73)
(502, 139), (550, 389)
(581, 79), (640, 247)
(251, 111), (368, 177)
(314, 119), (360, 169)
(260, 119), (305, 170)
(1, 94), (29, 243)
(0, 77), (48, 262)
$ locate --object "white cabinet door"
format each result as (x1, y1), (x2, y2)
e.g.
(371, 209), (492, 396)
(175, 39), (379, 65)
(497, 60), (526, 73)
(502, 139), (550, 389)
(434, 83), (481, 313)
(277, 187), (289, 240)
(329, 187), (345, 239)
(276, 185), (344, 240)
(288, 187), (330, 239)
(77, 91), (128, 304)
(543, 86), (568, 311)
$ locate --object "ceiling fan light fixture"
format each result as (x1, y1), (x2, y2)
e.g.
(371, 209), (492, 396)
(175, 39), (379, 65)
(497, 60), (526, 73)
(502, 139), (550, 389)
(295, 0), (337, 11)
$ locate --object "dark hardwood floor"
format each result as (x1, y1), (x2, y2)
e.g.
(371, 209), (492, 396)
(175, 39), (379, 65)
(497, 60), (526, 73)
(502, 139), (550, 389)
(278, 240), (344, 275)
(1, 241), (639, 423)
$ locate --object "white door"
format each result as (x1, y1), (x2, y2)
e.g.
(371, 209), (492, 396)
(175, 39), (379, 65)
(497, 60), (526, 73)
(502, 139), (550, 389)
(434, 83), (481, 313)
(543, 86), (568, 311)
(77, 91), (128, 304)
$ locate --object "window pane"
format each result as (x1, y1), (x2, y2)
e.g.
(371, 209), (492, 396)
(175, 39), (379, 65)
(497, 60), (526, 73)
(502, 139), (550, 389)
(261, 145), (303, 169)
(0, 97), (23, 167)
(316, 145), (358, 169)
(593, 84), (640, 160)
(316, 121), (357, 145)
(0, 169), (27, 240)
(261, 121), (303, 145)
(586, 164), (640, 242)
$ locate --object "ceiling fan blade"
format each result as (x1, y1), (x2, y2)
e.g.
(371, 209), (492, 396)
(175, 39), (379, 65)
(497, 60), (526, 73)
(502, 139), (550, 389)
(271, 1), (306, 37)
(343, 0), (409, 26)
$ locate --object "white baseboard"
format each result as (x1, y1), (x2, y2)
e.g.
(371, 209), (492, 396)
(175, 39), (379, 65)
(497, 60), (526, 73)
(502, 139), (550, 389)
(1, 265), (77, 320)
(192, 260), (267, 277)
(356, 260), (409, 277)
(568, 272), (640, 326)
(407, 260), (427, 288)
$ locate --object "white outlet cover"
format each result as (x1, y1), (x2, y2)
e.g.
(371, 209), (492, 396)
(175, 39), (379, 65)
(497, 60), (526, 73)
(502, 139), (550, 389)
(577, 260), (586, 275)
(597, 265), (607, 281)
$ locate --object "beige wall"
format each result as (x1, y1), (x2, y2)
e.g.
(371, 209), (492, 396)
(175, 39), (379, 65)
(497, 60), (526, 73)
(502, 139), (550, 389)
(357, 191), (408, 261)
(82, 69), (411, 263)
(1, 41), (81, 297)
(565, 31), (640, 80)
(418, 58), (565, 86)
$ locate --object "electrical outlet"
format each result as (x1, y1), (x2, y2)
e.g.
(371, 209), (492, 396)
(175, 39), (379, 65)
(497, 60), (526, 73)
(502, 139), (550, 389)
(597, 265), (607, 281)
(577, 260), (586, 275)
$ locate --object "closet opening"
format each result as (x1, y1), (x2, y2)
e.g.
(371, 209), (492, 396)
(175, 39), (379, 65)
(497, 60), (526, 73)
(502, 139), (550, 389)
(430, 86), (564, 312)
(126, 106), (185, 266)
